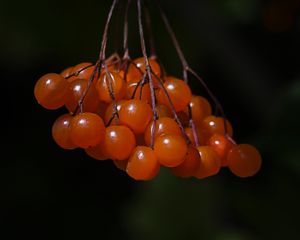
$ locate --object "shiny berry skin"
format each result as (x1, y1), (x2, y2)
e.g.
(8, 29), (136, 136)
(61, 66), (73, 78)
(70, 112), (105, 148)
(201, 115), (233, 143)
(227, 144), (262, 177)
(208, 134), (235, 166)
(185, 127), (205, 146)
(96, 72), (126, 103)
(104, 125), (136, 161)
(119, 99), (153, 134)
(65, 78), (99, 114)
(126, 78), (151, 103)
(154, 134), (187, 167)
(67, 62), (93, 82)
(144, 117), (182, 146)
(34, 73), (68, 110)
(85, 141), (110, 161)
(76, 63), (94, 81)
(104, 100), (125, 126)
(184, 95), (212, 126)
(113, 159), (128, 171)
(155, 104), (172, 118)
(126, 146), (160, 180)
(127, 57), (161, 86)
(52, 114), (76, 149)
(157, 76), (192, 112)
(170, 146), (200, 178)
(194, 146), (221, 179)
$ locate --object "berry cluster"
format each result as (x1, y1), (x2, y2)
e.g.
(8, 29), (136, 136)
(34, 56), (262, 180)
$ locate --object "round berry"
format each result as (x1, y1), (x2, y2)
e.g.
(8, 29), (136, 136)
(207, 134), (235, 166)
(157, 76), (192, 112)
(70, 112), (105, 148)
(119, 99), (153, 134)
(65, 78), (99, 114)
(154, 134), (187, 167)
(194, 146), (221, 179)
(171, 146), (200, 178)
(127, 146), (160, 180)
(96, 71), (126, 103)
(34, 73), (68, 110)
(227, 144), (262, 177)
(85, 141), (110, 161)
(104, 125), (136, 161)
(52, 114), (76, 150)
(184, 95), (212, 126)
(144, 117), (182, 146)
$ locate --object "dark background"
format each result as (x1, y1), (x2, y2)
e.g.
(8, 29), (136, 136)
(2, 0), (300, 239)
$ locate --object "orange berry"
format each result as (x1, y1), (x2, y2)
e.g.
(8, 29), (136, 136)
(104, 125), (136, 161)
(207, 134), (235, 166)
(157, 76), (192, 112)
(70, 112), (105, 148)
(127, 57), (161, 87)
(170, 146), (200, 177)
(85, 141), (110, 161)
(113, 159), (128, 171)
(126, 78), (151, 103)
(68, 62), (93, 82)
(34, 73), (68, 110)
(155, 104), (172, 118)
(60, 66), (73, 78)
(154, 134), (187, 167)
(227, 144), (262, 177)
(201, 115), (233, 143)
(184, 95), (212, 126)
(65, 78), (99, 114)
(126, 146), (160, 180)
(96, 71), (126, 103)
(104, 100), (125, 126)
(185, 127), (206, 146)
(52, 114), (76, 150)
(119, 99), (153, 134)
(194, 146), (221, 179)
(144, 117), (182, 146)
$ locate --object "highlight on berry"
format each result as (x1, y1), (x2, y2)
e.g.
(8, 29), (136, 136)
(33, 0), (262, 181)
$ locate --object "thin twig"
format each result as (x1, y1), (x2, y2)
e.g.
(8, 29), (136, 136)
(144, 0), (157, 58)
(151, 70), (191, 144)
(77, 0), (119, 114)
(137, 0), (158, 148)
(157, 2), (229, 136)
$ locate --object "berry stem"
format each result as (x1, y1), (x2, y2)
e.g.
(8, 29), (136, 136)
(77, 0), (118, 114)
(123, 0), (131, 58)
(157, 2), (229, 136)
(151, 70), (191, 144)
(144, 0), (157, 59)
(137, 0), (158, 148)
(156, 2), (188, 82)
(188, 105), (200, 147)
(131, 72), (147, 99)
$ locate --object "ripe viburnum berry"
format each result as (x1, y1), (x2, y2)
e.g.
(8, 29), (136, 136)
(34, 73), (68, 110)
(70, 112), (105, 148)
(34, 1), (262, 181)
(227, 144), (262, 177)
